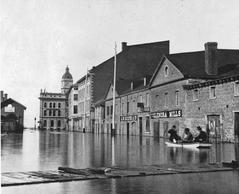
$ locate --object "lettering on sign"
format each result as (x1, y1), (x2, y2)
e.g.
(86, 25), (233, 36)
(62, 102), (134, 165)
(151, 109), (182, 119)
(168, 110), (182, 118)
(4, 104), (15, 113)
(120, 115), (138, 121)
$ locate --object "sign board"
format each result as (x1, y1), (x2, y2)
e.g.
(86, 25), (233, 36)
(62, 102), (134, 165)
(4, 104), (15, 113)
(120, 115), (138, 122)
(151, 109), (182, 119)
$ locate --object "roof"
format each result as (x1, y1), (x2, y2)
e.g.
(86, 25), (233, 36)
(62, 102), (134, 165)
(166, 49), (239, 78)
(62, 66), (73, 79)
(91, 40), (170, 104)
(1, 98), (26, 109)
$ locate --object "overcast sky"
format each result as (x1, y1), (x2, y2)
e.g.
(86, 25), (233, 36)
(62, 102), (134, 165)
(1, 0), (239, 127)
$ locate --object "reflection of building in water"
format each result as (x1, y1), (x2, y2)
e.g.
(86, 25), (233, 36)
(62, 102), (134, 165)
(39, 66), (73, 130)
(1, 91), (26, 132)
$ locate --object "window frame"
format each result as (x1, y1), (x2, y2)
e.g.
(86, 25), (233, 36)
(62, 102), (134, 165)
(193, 89), (199, 101)
(234, 81), (239, 96)
(209, 86), (216, 99)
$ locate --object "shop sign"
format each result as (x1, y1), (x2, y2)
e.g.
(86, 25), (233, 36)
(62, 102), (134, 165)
(151, 111), (168, 119)
(151, 109), (182, 119)
(120, 115), (138, 121)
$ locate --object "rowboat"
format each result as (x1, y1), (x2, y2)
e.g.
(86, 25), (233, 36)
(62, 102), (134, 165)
(165, 141), (212, 149)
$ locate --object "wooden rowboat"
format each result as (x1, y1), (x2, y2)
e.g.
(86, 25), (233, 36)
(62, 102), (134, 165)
(165, 141), (212, 149)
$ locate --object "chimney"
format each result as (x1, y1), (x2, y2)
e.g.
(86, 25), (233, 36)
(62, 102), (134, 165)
(4, 93), (8, 101)
(122, 42), (127, 51)
(131, 81), (134, 90)
(144, 77), (147, 86)
(205, 42), (218, 75)
(0, 91), (3, 102)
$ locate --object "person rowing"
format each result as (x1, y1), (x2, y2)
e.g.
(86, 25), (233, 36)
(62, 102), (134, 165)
(182, 128), (193, 143)
(168, 125), (181, 143)
(194, 126), (208, 142)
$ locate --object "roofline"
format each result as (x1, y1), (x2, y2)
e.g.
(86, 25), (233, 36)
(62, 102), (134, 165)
(1, 98), (27, 110)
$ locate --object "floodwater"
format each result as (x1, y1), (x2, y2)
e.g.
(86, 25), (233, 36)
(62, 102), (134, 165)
(1, 129), (239, 194)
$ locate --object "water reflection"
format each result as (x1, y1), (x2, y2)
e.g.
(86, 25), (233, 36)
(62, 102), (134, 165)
(1, 129), (239, 173)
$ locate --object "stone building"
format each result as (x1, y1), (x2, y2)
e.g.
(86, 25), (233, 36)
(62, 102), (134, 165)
(92, 41), (170, 133)
(67, 74), (92, 132)
(149, 42), (239, 142)
(104, 78), (151, 136)
(39, 66), (73, 130)
(1, 91), (26, 132)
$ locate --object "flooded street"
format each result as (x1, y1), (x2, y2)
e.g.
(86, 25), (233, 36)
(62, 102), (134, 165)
(1, 129), (239, 194)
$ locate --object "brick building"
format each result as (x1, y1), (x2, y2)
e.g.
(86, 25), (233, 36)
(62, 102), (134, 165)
(39, 66), (73, 130)
(149, 42), (239, 142)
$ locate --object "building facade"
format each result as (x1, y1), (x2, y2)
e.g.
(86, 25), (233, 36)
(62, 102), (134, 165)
(67, 74), (92, 132)
(39, 66), (73, 130)
(1, 91), (26, 132)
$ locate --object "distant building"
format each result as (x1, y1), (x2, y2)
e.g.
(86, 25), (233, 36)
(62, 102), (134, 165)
(1, 91), (26, 132)
(39, 66), (73, 130)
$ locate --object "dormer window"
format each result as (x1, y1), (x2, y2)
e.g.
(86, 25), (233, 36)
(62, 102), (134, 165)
(164, 66), (169, 77)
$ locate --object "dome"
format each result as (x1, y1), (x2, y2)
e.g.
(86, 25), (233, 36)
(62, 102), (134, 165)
(62, 66), (73, 79)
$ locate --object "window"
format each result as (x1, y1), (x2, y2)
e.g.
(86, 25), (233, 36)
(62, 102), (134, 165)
(146, 93), (150, 107)
(164, 92), (168, 107)
(164, 66), (169, 77)
(74, 87), (78, 90)
(58, 103), (61, 108)
(74, 94), (78, 101)
(107, 106), (109, 115)
(49, 103), (52, 108)
(53, 103), (56, 108)
(58, 110), (61, 116)
(43, 120), (47, 127)
(234, 82), (239, 96)
(193, 89), (199, 101)
(73, 105), (78, 114)
(209, 86), (216, 99)
(58, 120), (61, 127)
(111, 105), (113, 115)
(139, 95), (143, 103)
(175, 91), (179, 106)
(53, 110), (56, 116)
(44, 102), (47, 108)
(50, 120), (54, 127)
(127, 102), (129, 113)
(49, 110), (52, 116)
(44, 110), (47, 116)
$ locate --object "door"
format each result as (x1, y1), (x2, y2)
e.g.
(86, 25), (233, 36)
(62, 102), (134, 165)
(139, 117), (143, 136)
(234, 112), (239, 142)
(127, 123), (130, 136)
(153, 120), (160, 137)
(163, 121), (169, 138)
(207, 115), (221, 140)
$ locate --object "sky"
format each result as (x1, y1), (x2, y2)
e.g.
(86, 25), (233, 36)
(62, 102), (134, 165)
(1, 0), (239, 127)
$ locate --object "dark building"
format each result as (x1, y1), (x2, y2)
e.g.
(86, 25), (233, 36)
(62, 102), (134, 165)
(1, 91), (26, 132)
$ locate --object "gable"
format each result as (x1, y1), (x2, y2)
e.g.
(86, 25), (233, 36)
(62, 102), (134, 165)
(105, 84), (118, 100)
(151, 57), (184, 87)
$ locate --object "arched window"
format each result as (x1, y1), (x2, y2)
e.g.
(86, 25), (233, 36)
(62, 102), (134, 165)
(49, 110), (52, 116)
(50, 120), (54, 127)
(58, 120), (61, 127)
(53, 103), (56, 108)
(44, 110), (47, 116)
(53, 110), (56, 116)
(50, 103), (52, 108)
(58, 103), (61, 108)
(58, 110), (61, 116)
(44, 102), (47, 108)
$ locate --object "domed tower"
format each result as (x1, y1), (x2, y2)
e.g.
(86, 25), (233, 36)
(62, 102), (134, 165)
(61, 66), (73, 94)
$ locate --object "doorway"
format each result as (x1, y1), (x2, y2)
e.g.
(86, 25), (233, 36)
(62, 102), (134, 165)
(207, 115), (221, 140)
(234, 112), (239, 142)
(139, 117), (143, 136)
(153, 120), (160, 137)
(127, 123), (130, 136)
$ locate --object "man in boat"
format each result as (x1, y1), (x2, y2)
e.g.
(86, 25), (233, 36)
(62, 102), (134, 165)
(194, 126), (208, 142)
(182, 128), (193, 143)
(168, 125), (181, 143)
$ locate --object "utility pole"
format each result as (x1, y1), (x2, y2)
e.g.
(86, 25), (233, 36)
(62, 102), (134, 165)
(112, 42), (117, 136)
